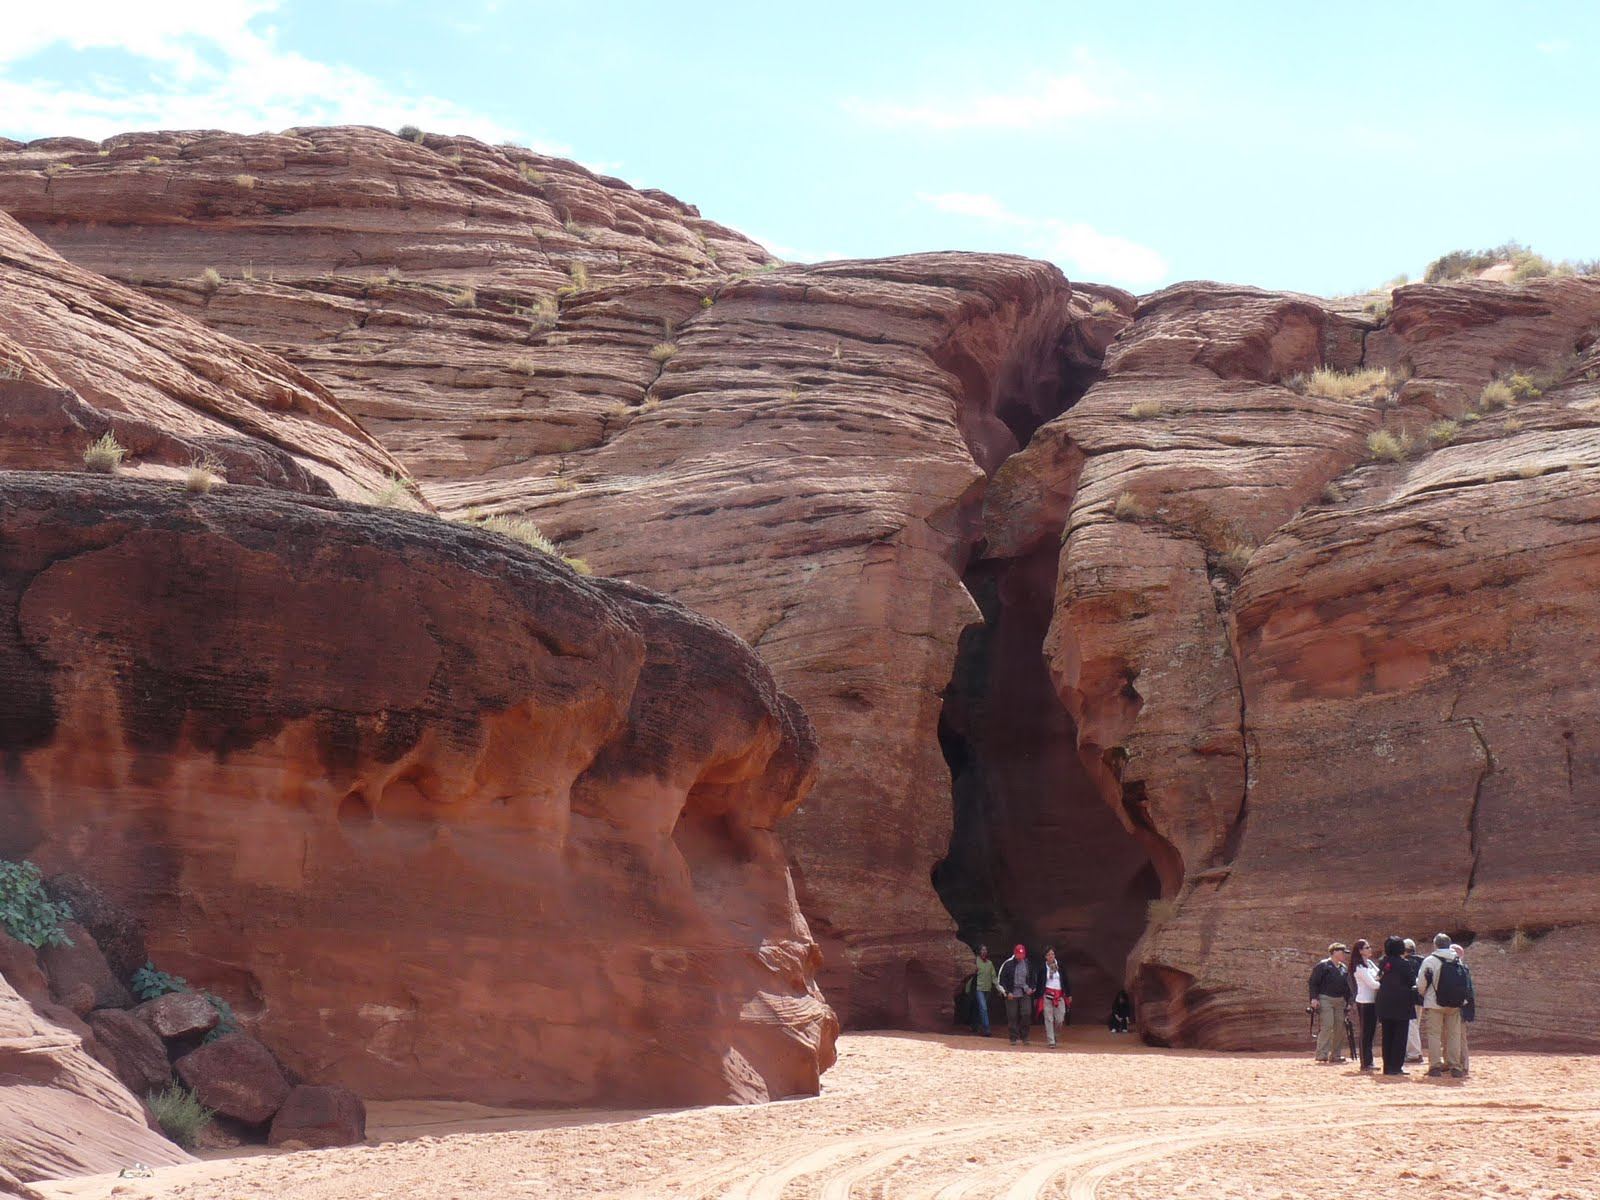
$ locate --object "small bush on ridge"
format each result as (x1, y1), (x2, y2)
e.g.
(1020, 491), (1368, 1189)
(148, 1084), (214, 1149)
(0, 860), (74, 948)
(83, 432), (126, 474)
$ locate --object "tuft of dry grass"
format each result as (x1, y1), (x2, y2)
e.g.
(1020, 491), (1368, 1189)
(1113, 491), (1147, 520)
(448, 286), (477, 309)
(1367, 429), (1414, 461)
(1300, 366), (1393, 401)
(649, 342), (679, 363)
(1510, 928), (1534, 953)
(518, 162), (545, 185)
(1503, 415), (1524, 433)
(529, 296), (559, 332)
(367, 473), (419, 510)
(143, 155), (162, 165)
(1426, 419), (1459, 445)
(508, 356), (536, 375)
(1516, 463), (1545, 479)
(199, 267), (223, 293)
(1147, 898), (1178, 925)
(1126, 398), (1165, 420)
(1090, 298), (1120, 316)
(83, 432), (126, 474)
(45, 161), (73, 177)
(556, 262), (590, 296)
(1321, 482), (1345, 504)
(184, 459), (223, 493)
(474, 513), (559, 554)
(233, 174), (257, 189)
(564, 556), (593, 575)
(1479, 379), (1514, 411)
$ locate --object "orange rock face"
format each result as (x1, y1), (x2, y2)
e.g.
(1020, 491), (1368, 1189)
(0, 129), (1136, 1025)
(1035, 278), (1600, 1048)
(0, 476), (832, 1105)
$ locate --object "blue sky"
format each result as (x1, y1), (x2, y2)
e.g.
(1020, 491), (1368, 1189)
(3, 2), (1596, 294)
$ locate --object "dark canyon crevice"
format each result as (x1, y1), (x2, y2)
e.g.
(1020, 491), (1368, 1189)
(932, 301), (1161, 1018)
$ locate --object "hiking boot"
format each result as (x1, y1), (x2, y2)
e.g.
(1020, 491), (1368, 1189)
(1406, 1055), (1423, 1064)
(1450, 1068), (1466, 1079)
(1426, 1067), (1445, 1077)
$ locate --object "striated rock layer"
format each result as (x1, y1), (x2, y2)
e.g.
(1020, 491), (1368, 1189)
(0, 474), (833, 1105)
(1026, 276), (1600, 1048)
(0, 972), (190, 1183)
(0, 129), (1143, 1026)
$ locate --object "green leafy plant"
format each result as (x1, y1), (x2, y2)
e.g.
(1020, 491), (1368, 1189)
(203, 993), (239, 1043)
(0, 860), (73, 948)
(147, 1084), (214, 1148)
(131, 960), (190, 1001)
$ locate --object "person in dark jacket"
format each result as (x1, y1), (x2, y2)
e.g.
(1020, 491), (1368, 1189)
(1108, 989), (1134, 1033)
(996, 944), (1035, 1045)
(1307, 942), (1352, 1063)
(1375, 935), (1415, 1076)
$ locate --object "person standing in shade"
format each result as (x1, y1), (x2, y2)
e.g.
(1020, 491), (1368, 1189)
(1307, 942), (1352, 1063)
(996, 944), (1035, 1045)
(1038, 948), (1071, 1047)
(1375, 935), (1414, 1075)
(1349, 938), (1380, 1071)
(1451, 942), (1476, 1077)
(1415, 932), (1467, 1078)
(969, 945), (997, 1037)
(1403, 938), (1425, 1063)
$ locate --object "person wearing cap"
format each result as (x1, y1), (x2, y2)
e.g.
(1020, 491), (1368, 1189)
(1415, 932), (1466, 1077)
(996, 943), (1035, 1045)
(1307, 942), (1352, 1063)
(1451, 942), (1475, 1077)
(1403, 938), (1425, 1063)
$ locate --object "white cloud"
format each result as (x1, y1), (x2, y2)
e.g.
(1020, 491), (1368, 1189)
(0, 2), (562, 152)
(844, 73), (1113, 131)
(916, 190), (1167, 286)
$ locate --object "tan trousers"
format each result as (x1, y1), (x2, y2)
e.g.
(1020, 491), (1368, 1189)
(1423, 1007), (1464, 1071)
(1315, 997), (1346, 1061)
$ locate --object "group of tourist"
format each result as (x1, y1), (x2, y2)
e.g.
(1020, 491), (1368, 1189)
(1308, 933), (1476, 1078)
(958, 943), (1136, 1046)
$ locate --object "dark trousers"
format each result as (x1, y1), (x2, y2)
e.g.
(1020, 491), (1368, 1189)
(1357, 1003), (1377, 1068)
(1380, 1018), (1409, 1075)
(1005, 995), (1030, 1042)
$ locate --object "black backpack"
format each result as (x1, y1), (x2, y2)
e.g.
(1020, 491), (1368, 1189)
(1433, 957), (1472, 1008)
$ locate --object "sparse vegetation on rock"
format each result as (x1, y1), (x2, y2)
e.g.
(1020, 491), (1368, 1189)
(83, 431), (126, 474)
(147, 1084), (215, 1149)
(1126, 398), (1164, 419)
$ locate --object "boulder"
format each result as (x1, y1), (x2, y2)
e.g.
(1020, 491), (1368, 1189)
(42, 874), (147, 983)
(37, 923), (133, 1013)
(86, 1008), (171, 1095)
(174, 1033), (290, 1125)
(0, 933), (48, 1008)
(136, 992), (219, 1040)
(268, 1084), (367, 1149)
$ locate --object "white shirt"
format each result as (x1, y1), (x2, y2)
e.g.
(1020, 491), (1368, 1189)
(1352, 958), (1380, 1004)
(1044, 965), (1061, 991)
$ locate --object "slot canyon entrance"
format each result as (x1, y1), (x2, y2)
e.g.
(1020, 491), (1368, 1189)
(932, 544), (1160, 1018)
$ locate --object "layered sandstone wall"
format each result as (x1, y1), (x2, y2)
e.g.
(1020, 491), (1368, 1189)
(1030, 277), (1600, 1047)
(0, 130), (1116, 1027)
(0, 475), (833, 1105)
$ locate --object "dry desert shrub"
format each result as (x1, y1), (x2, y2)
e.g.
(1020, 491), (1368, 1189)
(1090, 298), (1119, 316)
(1479, 379), (1515, 411)
(1426, 419), (1460, 445)
(508, 356), (537, 375)
(649, 342), (679, 363)
(82, 432), (125, 474)
(448, 286), (477, 309)
(1113, 491), (1147, 520)
(1367, 429), (1414, 461)
(1299, 366), (1393, 401)
(233, 174), (257, 189)
(147, 1084), (213, 1149)
(1147, 898), (1178, 924)
(199, 267), (223, 293)
(1126, 398), (1165, 419)
(1218, 539), (1256, 578)
(184, 459), (223, 493)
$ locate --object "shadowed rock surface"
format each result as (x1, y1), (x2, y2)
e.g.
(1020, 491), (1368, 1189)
(0, 475), (833, 1106)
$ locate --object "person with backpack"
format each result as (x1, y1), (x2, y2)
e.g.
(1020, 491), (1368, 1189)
(969, 945), (997, 1037)
(996, 944), (1035, 1045)
(1307, 942), (1353, 1063)
(1374, 935), (1415, 1075)
(1415, 932), (1469, 1078)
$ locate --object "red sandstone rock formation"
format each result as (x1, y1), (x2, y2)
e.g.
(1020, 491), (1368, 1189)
(1, 475), (833, 1105)
(0, 972), (190, 1182)
(0, 210), (402, 497)
(0, 129), (1131, 1025)
(1032, 277), (1600, 1048)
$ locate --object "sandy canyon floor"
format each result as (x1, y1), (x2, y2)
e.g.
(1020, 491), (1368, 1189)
(36, 1031), (1600, 1200)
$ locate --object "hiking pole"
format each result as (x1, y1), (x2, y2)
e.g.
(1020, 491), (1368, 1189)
(1344, 1007), (1358, 1062)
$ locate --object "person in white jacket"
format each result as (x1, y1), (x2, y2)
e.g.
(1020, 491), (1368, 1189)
(1415, 932), (1466, 1078)
(1349, 938), (1381, 1070)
